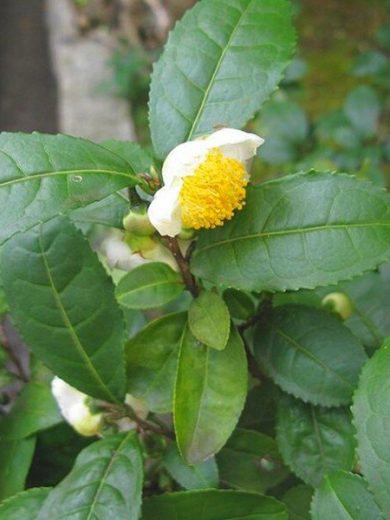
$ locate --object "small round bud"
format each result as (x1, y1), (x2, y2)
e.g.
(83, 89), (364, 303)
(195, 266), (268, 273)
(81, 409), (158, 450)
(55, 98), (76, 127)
(322, 292), (353, 320)
(123, 205), (155, 236)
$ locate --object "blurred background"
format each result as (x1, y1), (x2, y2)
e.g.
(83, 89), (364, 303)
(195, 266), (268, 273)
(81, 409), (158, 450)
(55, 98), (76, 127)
(0, 0), (388, 186)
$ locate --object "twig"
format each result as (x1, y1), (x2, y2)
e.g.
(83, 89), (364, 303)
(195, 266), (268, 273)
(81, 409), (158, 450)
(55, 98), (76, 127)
(0, 321), (29, 383)
(242, 337), (263, 381)
(164, 237), (199, 297)
(125, 406), (175, 440)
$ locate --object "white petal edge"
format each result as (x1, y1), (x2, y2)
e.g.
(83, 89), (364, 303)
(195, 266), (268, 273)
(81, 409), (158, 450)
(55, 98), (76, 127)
(147, 182), (182, 237)
(204, 128), (264, 162)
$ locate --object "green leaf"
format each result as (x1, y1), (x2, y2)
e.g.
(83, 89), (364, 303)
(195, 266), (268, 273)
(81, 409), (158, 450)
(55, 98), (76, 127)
(188, 291), (230, 351)
(142, 490), (288, 519)
(352, 51), (388, 77)
(149, 0), (295, 158)
(276, 395), (355, 487)
(0, 437), (36, 501)
(352, 340), (390, 516)
(223, 289), (255, 320)
(163, 444), (219, 490)
(0, 132), (140, 245)
(1, 218), (126, 402)
(126, 313), (187, 413)
(344, 86), (382, 139)
(217, 428), (289, 493)
(37, 432), (143, 519)
(70, 192), (129, 230)
(192, 172), (390, 292)
(254, 305), (367, 406)
(174, 325), (247, 464)
(311, 471), (383, 520)
(102, 140), (155, 173)
(338, 266), (390, 350)
(282, 484), (313, 520)
(0, 381), (62, 440)
(28, 423), (92, 488)
(116, 262), (183, 310)
(0, 488), (51, 519)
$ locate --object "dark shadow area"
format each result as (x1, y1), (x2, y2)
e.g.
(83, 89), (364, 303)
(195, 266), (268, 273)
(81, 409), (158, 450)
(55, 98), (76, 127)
(0, 0), (58, 132)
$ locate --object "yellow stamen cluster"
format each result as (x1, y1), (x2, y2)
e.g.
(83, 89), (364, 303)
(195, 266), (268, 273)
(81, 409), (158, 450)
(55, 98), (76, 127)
(179, 149), (248, 230)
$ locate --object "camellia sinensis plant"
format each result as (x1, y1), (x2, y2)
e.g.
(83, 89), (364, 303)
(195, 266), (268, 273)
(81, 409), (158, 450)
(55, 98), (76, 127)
(0, 0), (390, 518)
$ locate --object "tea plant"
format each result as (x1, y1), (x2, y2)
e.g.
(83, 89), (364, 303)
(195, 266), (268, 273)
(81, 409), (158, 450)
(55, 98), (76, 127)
(0, 1), (389, 518)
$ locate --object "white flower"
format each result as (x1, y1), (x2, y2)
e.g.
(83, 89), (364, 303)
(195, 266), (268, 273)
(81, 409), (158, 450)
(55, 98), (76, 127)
(148, 128), (264, 237)
(51, 377), (102, 437)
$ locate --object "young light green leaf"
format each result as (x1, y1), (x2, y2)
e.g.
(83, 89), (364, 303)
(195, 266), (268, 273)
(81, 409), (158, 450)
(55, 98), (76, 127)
(311, 471), (383, 520)
(192, 172), (390, 292)
(116, 262), (184, 310)
(0, 437), (36, 501)
(188, 291), (230, 351)
(37, 432), (143, 520)
(143, 490), (288, 520)
(254, 305), (367, 407)
(0, 381), (62, 440)
(352, 339), (390, 516)
(149, 0), (295, 158)
(0, 488), (51, 519)
(217, 428), (289, 493)
(0, 132), (140, 245)
(1, 218), (126, 402)
(126, 313), (187, 413)
(276, 395), (355, 487)
(223, 289), (255, 321)
(163, 444), (219, 490)
(174, 325), (247, 464)
(282, 484), (313, 520)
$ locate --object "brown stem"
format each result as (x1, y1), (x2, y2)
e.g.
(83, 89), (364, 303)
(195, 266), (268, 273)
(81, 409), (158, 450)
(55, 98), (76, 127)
(164, 237), (199, 297)
(0, 321), (29, 383)
(125, 406), (175, 440)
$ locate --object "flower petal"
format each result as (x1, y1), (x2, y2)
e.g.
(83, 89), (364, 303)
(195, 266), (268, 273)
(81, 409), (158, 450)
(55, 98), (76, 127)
(148, 182), (182, 236)
(204, 127), (264, 162)
(162, 140), (208, 185)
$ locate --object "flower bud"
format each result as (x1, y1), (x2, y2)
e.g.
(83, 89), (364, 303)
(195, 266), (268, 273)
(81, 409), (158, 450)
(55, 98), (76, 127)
(322, 292), (353, 320)
(51, 377), (102, 437)
(123, 205), (155, 236)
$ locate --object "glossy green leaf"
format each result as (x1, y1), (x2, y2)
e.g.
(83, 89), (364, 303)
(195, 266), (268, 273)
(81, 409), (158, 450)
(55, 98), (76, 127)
(344, 86), (382, 139)
(70, 192), (129, 229)
(223, 289), (255, 320)
(37, 432), (143, 520)
(338, 266), (390, 350)
(276, 395), (355, 487)
(0, 381), (62, 440)
(163, 444), (219, 490)
(0, 488), (51, 519)
(254, 305), (367, 406)
(174, 325), (247, 464)
(217, 428), (289, 493)
(352, 340), (390, 516)
(126, 313), (187, 413)
(188, 291), (230, 351)
(1, 218), (126, 402)
(149, 0), (295, 158)
(0, 437), (36, 501)
(311, 471), (383, 520)
(282, 484), (313, 520)
(116, 262), (183, 309)
(143, 490), (288, 519)
(102, 140), (155, 174)
(0, 132), (140, 245)
(192, 172), (390, 292)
